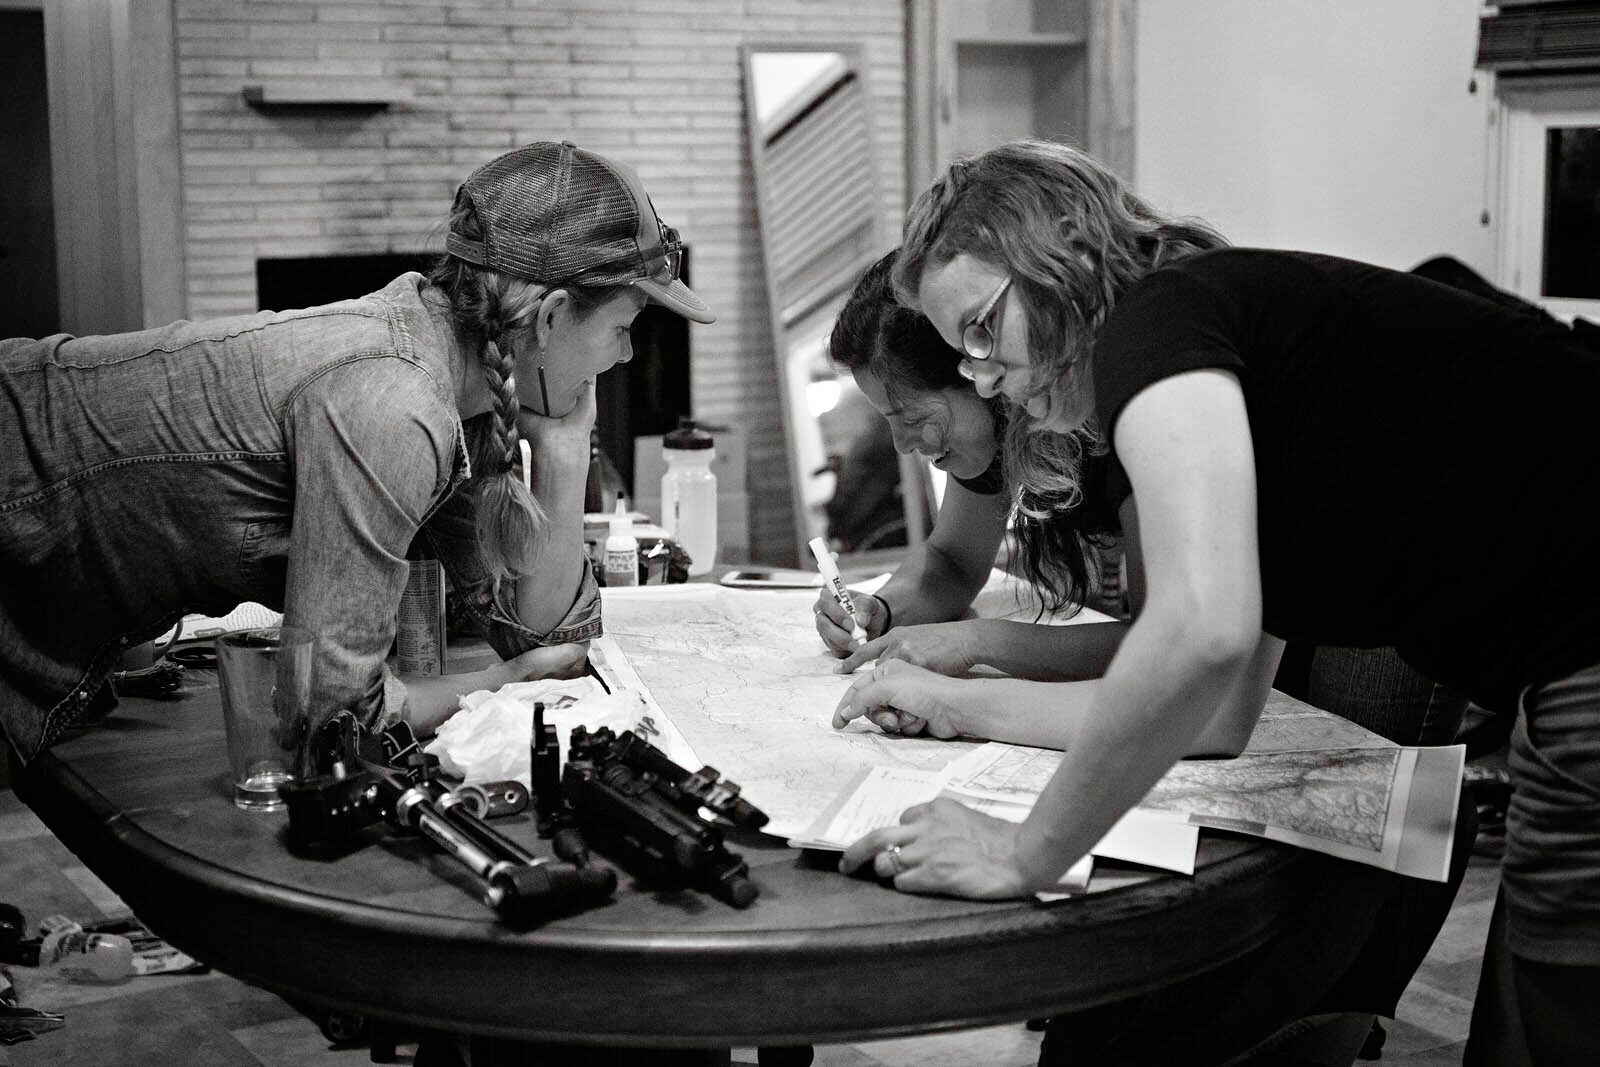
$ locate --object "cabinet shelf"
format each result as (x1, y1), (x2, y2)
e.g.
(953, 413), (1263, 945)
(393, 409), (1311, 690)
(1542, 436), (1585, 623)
(910, 0), (1129, 191)
(241, 81), (412, 110)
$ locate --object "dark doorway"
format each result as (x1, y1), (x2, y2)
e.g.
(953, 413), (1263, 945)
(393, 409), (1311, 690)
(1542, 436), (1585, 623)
(597, 248), (693, 495)
(0, 10), (60, 339)
(256, 253), (435, 313)
(255, 251), (691, 495)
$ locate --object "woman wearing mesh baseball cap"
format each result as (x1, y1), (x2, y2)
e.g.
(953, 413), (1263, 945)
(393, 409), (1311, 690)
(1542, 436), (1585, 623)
(0, 141), (714, 774)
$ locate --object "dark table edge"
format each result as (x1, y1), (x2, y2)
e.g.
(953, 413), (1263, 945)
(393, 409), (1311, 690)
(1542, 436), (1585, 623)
(16, 749), (1310, 1047)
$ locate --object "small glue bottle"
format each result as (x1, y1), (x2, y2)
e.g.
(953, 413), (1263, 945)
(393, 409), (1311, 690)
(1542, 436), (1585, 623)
(603, 491), (639, 588)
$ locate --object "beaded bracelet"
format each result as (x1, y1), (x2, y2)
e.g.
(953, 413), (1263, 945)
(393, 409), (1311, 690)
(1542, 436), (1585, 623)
(874, 593), (893, 632)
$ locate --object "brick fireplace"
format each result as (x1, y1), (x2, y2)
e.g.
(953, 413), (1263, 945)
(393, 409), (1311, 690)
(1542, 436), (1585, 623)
(168, 0), (906, 564)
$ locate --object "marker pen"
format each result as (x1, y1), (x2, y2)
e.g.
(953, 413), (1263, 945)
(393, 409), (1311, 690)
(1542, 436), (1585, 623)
(807, 537), (867, 647)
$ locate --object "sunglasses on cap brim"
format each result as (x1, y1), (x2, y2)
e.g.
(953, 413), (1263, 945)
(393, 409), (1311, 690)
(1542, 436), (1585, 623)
(639, 221), (684, 284)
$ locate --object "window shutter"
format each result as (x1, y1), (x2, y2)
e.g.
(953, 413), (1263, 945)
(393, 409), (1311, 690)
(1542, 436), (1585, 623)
(1477, 2), (1600, 76)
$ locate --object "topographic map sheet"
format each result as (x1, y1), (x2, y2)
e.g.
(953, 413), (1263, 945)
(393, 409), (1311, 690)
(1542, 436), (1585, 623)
(590, 582), (1461, 881)
(941, 692), (1465, 881)
(591, 585), (986, 839)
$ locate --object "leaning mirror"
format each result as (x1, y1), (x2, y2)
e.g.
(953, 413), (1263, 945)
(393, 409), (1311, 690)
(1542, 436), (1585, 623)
(742, 43), (927, 562)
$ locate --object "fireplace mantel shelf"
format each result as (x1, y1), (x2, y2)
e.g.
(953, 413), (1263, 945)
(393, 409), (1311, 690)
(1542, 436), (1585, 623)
(241, 80), (412, 110)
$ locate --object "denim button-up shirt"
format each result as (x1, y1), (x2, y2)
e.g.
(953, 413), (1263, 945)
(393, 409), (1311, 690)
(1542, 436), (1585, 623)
(0, 273), (601, 765)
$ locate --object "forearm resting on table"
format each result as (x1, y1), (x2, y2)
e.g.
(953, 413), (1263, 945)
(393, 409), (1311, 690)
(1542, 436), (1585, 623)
(951, 629), (1263, 754)
(964, 619), (1128, 680)
(397, 645), (590, 737)
(876, 540), (991, 627)
(947, 676), (1099, 750)
(400, 666), (518, 737)
(1012, 620), (1258, 890)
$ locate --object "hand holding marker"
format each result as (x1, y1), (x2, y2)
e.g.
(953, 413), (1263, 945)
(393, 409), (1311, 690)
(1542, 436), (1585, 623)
(807, 537), (867, 648)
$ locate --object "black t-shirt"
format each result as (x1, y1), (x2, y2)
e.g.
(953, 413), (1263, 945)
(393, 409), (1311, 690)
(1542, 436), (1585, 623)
(953, 456), (1004, 496)
(1092, 248), (1600, 712)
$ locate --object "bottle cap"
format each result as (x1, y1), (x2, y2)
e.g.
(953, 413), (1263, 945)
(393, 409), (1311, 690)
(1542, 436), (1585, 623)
(609, 492), (633, 539)
(663, 416), (714, 450)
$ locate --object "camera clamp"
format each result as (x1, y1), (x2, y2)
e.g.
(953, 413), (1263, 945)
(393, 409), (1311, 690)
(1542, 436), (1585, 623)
(278, 713), (615, 925)
(549, 721), (767, 908)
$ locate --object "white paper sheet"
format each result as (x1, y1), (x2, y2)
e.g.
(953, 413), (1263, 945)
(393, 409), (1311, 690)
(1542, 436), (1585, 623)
(793, 764), (1199, 878)
(940, 714), (1465, 882)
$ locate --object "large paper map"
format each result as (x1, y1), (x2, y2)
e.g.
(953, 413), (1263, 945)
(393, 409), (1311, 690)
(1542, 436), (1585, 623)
(592, 582), (1462, 880)
(592, 585), (986, 838)
(941, 692), (1464, 880)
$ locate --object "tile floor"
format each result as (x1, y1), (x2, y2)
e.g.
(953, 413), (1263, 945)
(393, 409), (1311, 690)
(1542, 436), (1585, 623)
(0, 787), (1498, 1067)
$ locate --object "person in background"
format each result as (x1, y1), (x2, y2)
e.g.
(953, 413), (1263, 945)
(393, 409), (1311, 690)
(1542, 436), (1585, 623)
(837, 138), (1598, 1066)
(0, 140), (714, 775)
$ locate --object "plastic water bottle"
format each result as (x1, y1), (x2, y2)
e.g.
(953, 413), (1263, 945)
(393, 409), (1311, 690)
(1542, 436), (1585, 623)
(603, 492), (640, 587)
(660, 418), (717, 577)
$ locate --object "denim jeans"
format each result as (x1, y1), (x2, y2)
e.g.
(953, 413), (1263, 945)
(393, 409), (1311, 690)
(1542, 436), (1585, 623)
(1465, 657), (1600, 1066)
(1040, 644), (1476, 1066)
(1307, 644), (1470, 746)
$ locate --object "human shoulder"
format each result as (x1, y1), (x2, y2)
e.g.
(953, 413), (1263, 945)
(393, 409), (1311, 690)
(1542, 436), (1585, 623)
(267, 273), (430, 353)
(279, 274), (461, 401)
(1124, 247), (1336, 297)
(1101, 247), (1380, 345)
(1092, 250), (1273, 438)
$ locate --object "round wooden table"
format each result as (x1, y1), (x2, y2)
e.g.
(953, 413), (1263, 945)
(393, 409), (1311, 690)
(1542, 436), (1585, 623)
(14, 658), (1318, 1054)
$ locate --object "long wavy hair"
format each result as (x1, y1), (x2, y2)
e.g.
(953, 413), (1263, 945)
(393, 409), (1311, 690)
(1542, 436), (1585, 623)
(832, 249), (1119, 613)
(427, 198), (627, 585)
(890, 140), (1223, 609)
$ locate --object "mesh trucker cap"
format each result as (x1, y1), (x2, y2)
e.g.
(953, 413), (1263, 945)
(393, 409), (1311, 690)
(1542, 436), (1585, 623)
(445, 141), (714, 324)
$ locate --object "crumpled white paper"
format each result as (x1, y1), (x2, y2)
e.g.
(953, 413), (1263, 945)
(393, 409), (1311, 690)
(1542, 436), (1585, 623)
(423, 676), (695, 788)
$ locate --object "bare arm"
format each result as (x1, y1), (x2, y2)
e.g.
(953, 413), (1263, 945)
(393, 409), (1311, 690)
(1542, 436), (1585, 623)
(815, 479), (1007, 656)
(826, 477), (1137, 676)
(1014, 369), (1266, 889)
(834, 626), (1275, 755)
(840, 371), (1281, 898)
(875, 479), (1009, 625)
(399, 643), (588, 736)
(511, 382), (596, 634)
(1117, 495), (1282, 756)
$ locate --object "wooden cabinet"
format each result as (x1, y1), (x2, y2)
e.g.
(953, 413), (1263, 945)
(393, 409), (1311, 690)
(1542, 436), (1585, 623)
(907, 0), (1135, 192)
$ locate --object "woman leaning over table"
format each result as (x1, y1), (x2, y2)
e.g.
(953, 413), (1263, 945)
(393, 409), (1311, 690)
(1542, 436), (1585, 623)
(835, 139), (1600, 1066)
(815, 249), (1128, 680)
(0, 140), (714, 776)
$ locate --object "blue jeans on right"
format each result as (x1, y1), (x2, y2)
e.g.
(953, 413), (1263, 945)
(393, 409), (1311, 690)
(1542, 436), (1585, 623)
(1466, 657), (1600, 1067)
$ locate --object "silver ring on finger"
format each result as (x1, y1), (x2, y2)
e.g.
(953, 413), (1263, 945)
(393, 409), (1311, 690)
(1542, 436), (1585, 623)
(887, 844), (906, 874)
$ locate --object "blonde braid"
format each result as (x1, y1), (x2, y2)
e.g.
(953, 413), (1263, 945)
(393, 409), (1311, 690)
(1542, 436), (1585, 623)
(470, 271), (548, 583)
(481, 285), (522, 475)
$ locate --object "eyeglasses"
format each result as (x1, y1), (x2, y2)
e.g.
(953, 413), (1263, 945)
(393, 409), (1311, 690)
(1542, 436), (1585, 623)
(960, 276), (1012, 363)
(643, 219), (684, 284)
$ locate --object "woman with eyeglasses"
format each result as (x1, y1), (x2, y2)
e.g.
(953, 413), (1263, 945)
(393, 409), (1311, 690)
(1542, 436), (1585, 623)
(816, 251), (1136, 714)
(1, 141), (714, 777)
(833, 139), (1600, 1066)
